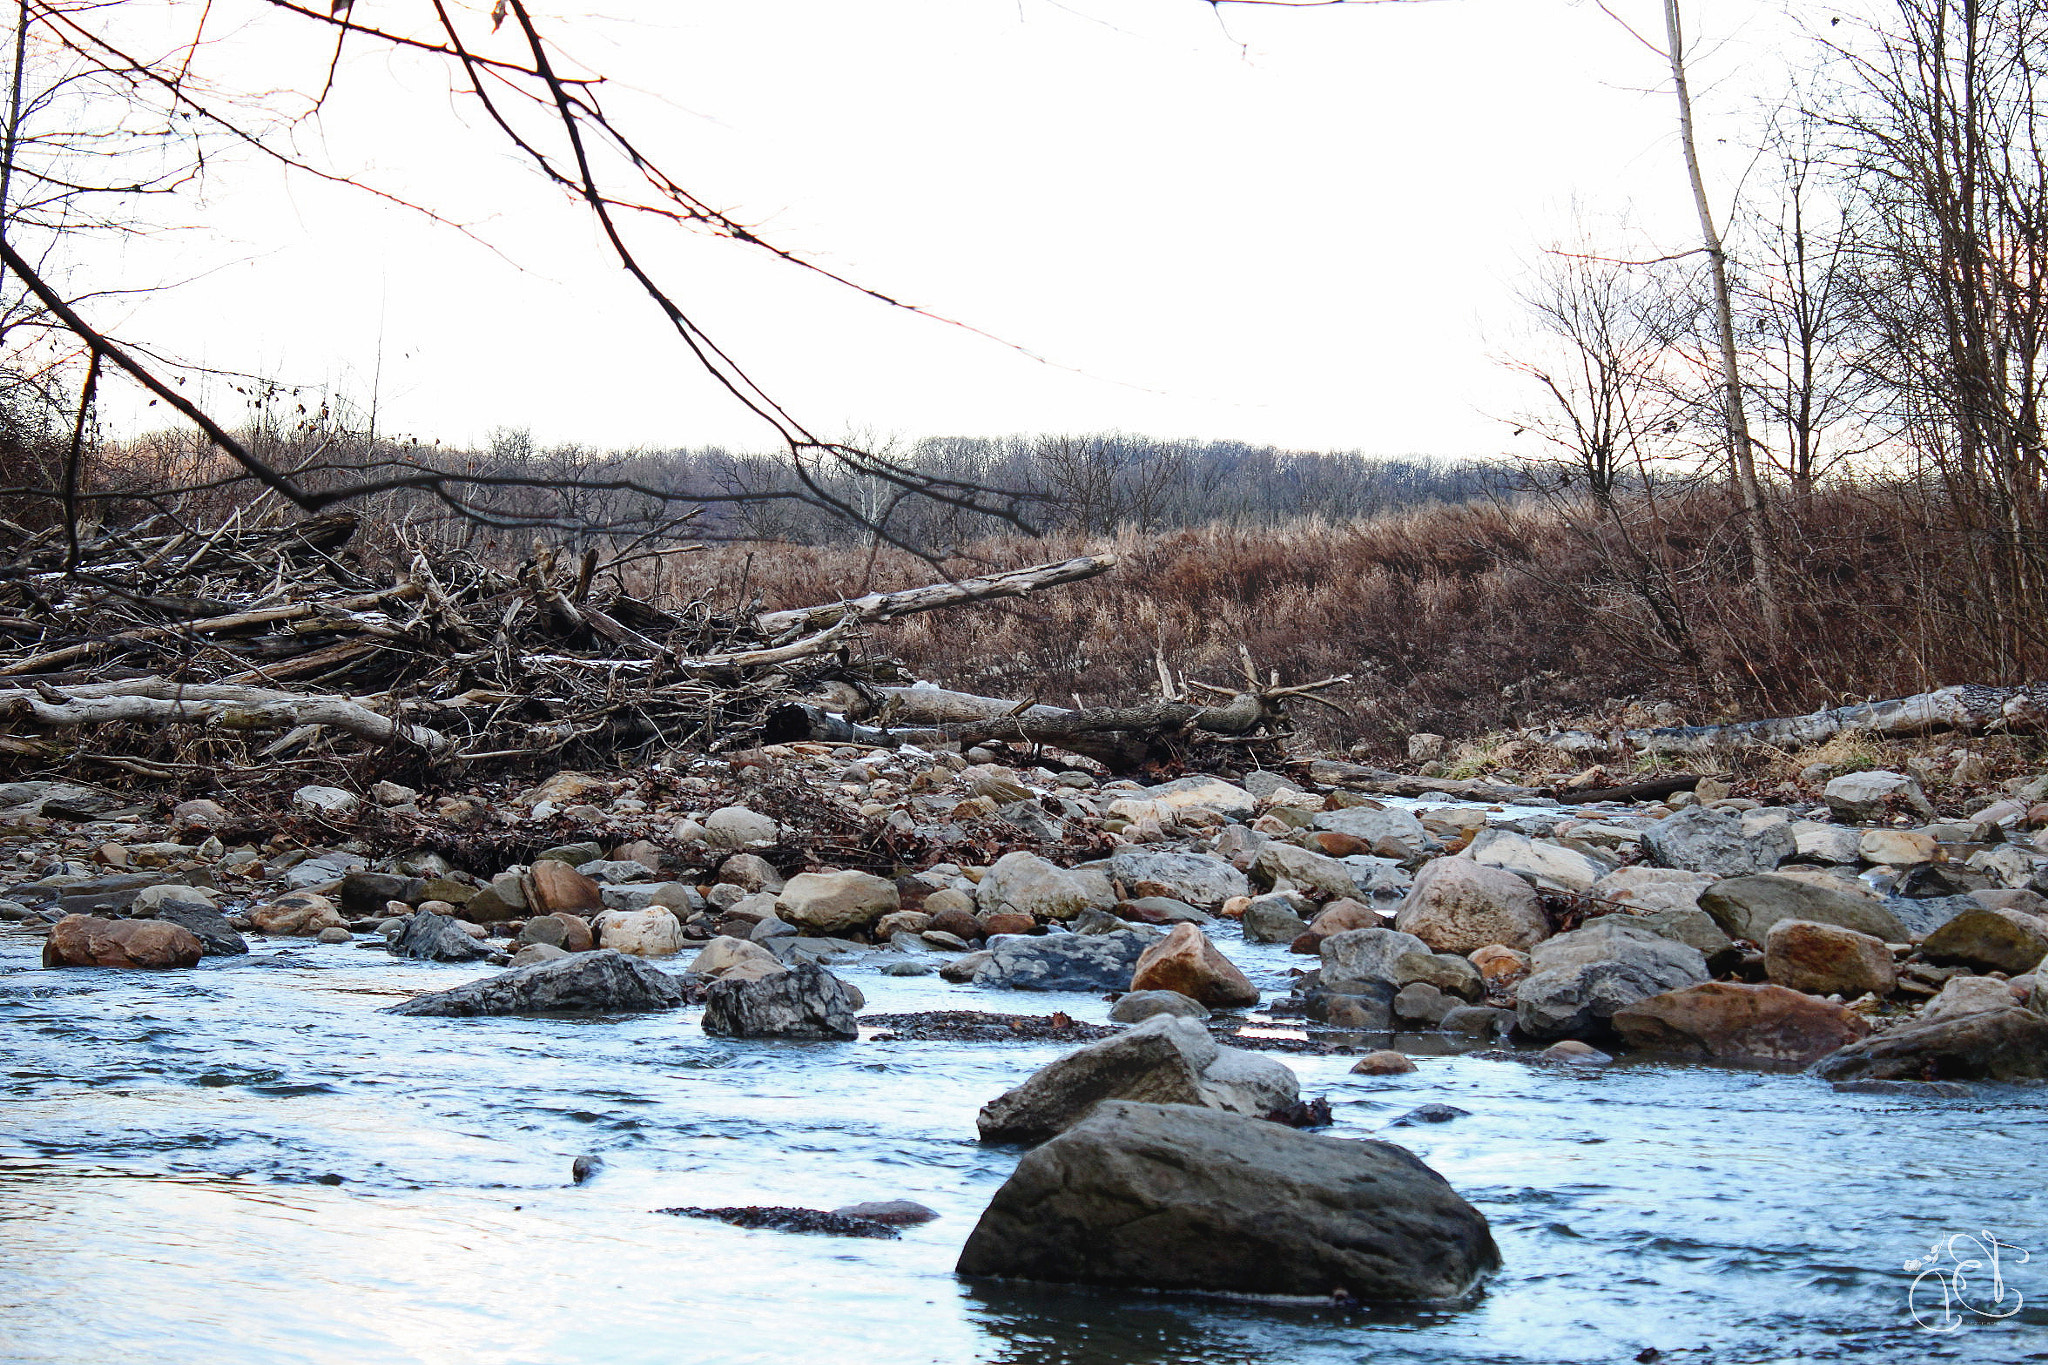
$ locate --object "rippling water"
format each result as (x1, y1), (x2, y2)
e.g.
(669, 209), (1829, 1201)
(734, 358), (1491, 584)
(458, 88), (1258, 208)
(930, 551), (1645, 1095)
(4, 927), (2046, 1365)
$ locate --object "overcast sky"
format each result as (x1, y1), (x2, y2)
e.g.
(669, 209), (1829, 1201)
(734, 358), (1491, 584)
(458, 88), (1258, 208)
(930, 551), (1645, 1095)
(83, 0), (1810, 457)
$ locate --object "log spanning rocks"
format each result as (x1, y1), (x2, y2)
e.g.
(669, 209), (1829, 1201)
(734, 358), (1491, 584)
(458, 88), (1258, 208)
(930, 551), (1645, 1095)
(975, 1014), (1299, 1143)
(384, 949), (692, 1017)
(956, 1100), (1500, 1303)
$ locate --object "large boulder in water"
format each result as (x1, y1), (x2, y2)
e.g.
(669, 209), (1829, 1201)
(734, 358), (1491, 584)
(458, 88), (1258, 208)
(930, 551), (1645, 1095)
(1612, 981), (1871, 1064)
(154, 902), (247, 956)
(975, 1015), (1298, 1143)
(388, 909), (491, 962)
(701, 961), (859, 1039)
(383, 948), (691, 1016)
(1514, 918), (1708, 1041)
(1105, 849), (1248, 909)
(1697, 875), (1906, 946)
(971, 929), (1157, 992)
(974, 852), (1106, 923)
(1642, 806), (1794, 878)
(41, 914), (203, 969)
(1394, 857), (1549, 954)
(776, 869), (899, 934)
(1809, 1006), (2048, 1082)
(956, 1100), (1499, 1302)
(1128, 924), (1258, 1008)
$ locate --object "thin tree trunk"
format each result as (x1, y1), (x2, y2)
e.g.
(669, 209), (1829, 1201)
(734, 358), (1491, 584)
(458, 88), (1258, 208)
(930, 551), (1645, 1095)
(1663, 0), (1782, 640)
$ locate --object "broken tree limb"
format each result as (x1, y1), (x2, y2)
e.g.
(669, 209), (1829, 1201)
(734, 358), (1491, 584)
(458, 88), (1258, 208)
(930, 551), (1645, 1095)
(755, 554), (1116, 636)
(0, 678), (453, 753)
(1539, 682), (2048, 757)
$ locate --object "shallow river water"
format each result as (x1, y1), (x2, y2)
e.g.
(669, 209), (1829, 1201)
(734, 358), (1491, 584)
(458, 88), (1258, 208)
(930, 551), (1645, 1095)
(4, 918), (2048, 1365)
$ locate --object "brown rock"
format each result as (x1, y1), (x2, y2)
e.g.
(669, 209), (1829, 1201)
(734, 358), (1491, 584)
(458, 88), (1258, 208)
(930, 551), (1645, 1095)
(552, 913), (595, 952)
(416, 878), (475, 906)
(1217, 896), (1251, 921)
(1921, 908), (2048, 975)
(1309, 900), (1382, 936)
(613, 840), (665, 874)
(1348, 1050), (1416, 1075)
(1469, 943), (1532, 987)
(1612, 981), (1871, 1064)
(1763, 919), (1898, 997)
(42, 914), (204, 969)
(456, 887), (520, 924)
(528, 860), (603, 916)
(1314, 831), (1372, 858)
(248, 893), (346, 936)
(877, 910), (934, 938)
(171, 798), (228, 832)
(522, 771), (614, 806)
(929, 906), (984, 941)
(1394, 858), (1550, 954)
(1129, 923), (1260, 1009)
(979, 911), (1037, 937)
(1289, 931), (1326, 955)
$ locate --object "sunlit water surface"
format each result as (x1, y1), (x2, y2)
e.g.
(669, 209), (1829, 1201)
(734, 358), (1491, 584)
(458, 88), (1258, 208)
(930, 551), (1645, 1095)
(5, 904), (2047, 1364)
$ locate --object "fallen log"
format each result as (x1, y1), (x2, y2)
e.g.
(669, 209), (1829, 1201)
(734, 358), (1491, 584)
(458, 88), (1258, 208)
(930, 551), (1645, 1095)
(1550, 774), (1705, 805)
(1538, 683), (2048, 757)
(0, 679), (453, 753)
(755, 554), (1116, 635)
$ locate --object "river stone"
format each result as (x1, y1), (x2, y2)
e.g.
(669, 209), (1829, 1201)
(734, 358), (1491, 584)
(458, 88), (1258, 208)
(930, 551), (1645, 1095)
(1109, 990), (1208, 1023)
(1860, 828), (1938, 867)
(956, 1100), (1500, 1302)
(1698, 875), (1908, 945)
(1809, 1006), (2048, 1081)
(1465, 829), (1613, 895)
(536, 842), (603, 867)
(975, 1014), (1297, 1143)
(1129, 924), (1259, 1008)
(1515, 919), (1709, 1041)
(1312, 805), (1429, 847)
(1321, 927), (1483, 1000)
(1764, 920), (1897, 997)
(293, 784), (359, 817)
(340, 871), (425, 913)
(972, 929), (1157, 992)
(592, 907), (686, 958)
(154, 902), (247, 956)
(777, 870), (899, 934)
(1105, 849), (1249, 909)
(1394, 858), (1548, 954)
(41, 914), (203, 969)
(1440, 1004), (1516, 1037)
(690, 934), (786, 978)
(249, 892), (347, 937)
(1642, 805), (1795, 878)
(1920, 907), (2048, 975)
(577, 860), (660, 886)
(1824, 770), (1933, 823)
(718, 853), (784, 893)
(1625, 908), (1739, 970)
(1144, 775), (1256, 820)
(700, 961), (859, 1040)
(1591, 866), (1715, 915)
(528, 861), (604, 916)
(1922, 974), (2019, 1023)
(510, 943), (570, 968)
(704, 805), (779, 848)
(976, 852), (1104, 922)
(1253, 842), (1361, 900)
(1612, 982), (1871, 1064)
(388, 909), (491, 962)
(1792, 822), (1863, 864)
(1241, 892), (1312, 944)
(1309, 900), (1383, 936)
(384, 948), (690, 1016)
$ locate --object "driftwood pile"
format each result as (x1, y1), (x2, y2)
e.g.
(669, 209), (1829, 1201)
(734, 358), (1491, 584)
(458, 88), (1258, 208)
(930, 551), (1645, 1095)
(0, 511), (1345, 783)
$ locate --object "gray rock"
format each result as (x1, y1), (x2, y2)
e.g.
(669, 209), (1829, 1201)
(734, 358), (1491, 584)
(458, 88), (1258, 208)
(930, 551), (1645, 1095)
(387, 910), (491, 962)
(1642, 805), (1795, 878)
(1809, 1006), (2048, 1081)
(1438, 1004), (1515, 1038)
(1143, 775), (1256, 820)
(955, 1100), (1499, 1303)
(1698, 874), (1907, 945)
(1242, 770), (1304, 801)
(1885, 894), (1983, 941)
(1312, 805), (1428, 846)
(284, 852), (367, 890)
(831, 1199), (937, 1226)
(976, 1014), (1299, 1143)
(577, 860), (660, 885)
(1252, 842), (1361, 900)
(154, 901), (247, 956)
(701, 961), (859, 1039)
(1392, 982), (1455, 1025)
(1109, 990), (1209, 1023)
(1393, 857), (1548, 954)
(977, 852), (1108, 922)
(1465, 828), (1613, 894)
(1514, 918), (1709, 1041)
(1104, 849), (1249, 909)
(972, 929), (1158, 992)
(1241, 892), (1312, 944)
(510, 943), (571, 967)
(1321, 927), (1483, 1001)
(384, 948), (690, 1016)
(1824, 770), (1934, 823)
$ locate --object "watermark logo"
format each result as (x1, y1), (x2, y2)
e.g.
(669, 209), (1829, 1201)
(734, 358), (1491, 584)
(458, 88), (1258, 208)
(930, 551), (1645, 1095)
(1906, 1231), (2029, 1332)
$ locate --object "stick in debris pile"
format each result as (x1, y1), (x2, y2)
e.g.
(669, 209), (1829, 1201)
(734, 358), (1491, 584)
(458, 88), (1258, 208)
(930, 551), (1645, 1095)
(0, 679), (452, 753)
(753, 554), (1116, 636)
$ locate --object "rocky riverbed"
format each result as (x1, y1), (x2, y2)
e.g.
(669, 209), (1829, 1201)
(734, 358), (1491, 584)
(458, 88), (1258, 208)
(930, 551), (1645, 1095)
(4, 748), (2048, 1360)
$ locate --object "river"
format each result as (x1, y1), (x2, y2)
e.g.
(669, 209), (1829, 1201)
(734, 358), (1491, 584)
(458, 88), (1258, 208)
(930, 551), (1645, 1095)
(3, 907), (2046, 1363)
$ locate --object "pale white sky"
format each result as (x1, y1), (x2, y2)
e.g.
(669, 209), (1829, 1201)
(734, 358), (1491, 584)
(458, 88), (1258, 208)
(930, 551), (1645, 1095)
(80, 0), (1812, 457)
